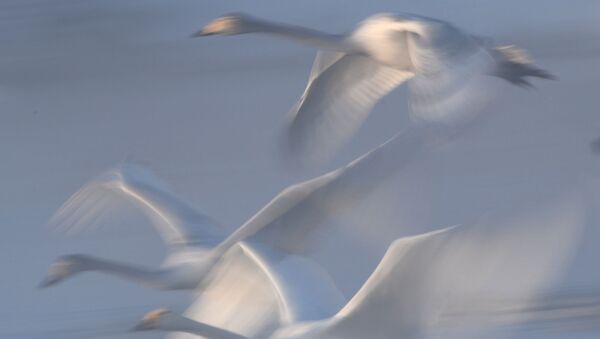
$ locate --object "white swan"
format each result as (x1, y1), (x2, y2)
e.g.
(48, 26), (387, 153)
(40, 129), (427, 293)
(194, 13), (554, 162)
(131, 196), (583, 339)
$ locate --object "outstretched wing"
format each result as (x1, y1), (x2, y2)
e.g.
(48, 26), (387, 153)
(315, 193), (584, 339)
(49, 164), (225, 250)
(213, 128), (428, 258)
(285, 51), (412, 163)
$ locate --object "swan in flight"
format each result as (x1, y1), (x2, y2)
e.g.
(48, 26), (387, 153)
(194, 13), (554, 162)
(131, 196), (583, 339)
(40, 129), (427, 292)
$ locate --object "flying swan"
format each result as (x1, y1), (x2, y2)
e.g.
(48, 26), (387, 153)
(194, 13), (554, 162)
(40, 130), (426, 298)
(131, 196), (583, 339)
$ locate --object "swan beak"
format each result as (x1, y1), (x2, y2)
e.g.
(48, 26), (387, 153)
(130, 322), (150, 332)
(38, 276), (59, 288)
(190, 29), (215, 38)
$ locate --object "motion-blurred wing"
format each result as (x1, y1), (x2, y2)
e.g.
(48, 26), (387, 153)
(316, 194), (584, 339)
(169, 243), (346, 339)
(49, 164), (225, 250)
(213, 128), (428, 257)
(169, 246), (281, 339)
(405, 18), (497, 128)
(247, 243), (346, 323)
(286, 52), (412, 163)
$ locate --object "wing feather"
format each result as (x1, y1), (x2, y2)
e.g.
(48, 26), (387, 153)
(49, 164), (225, 250)
(286, 53), (412, 163)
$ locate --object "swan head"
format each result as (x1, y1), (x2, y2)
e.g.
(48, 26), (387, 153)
(131, 309), (172, 331)
(192, 13), (258, 37)
(38, 254), (87, 288)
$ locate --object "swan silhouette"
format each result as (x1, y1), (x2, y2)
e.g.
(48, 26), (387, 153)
(40, 130), (426, 293)
(194, 13), (554, 162)
(131, 196), (583, 339)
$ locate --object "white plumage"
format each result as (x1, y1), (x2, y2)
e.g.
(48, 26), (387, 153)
(134, 193), (583, 338)
(41, 131), (422, 297)
(196, 13), (554, 162)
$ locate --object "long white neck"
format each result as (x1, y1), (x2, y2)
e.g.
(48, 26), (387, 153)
(161, 314), (249, 339)
(242, 17), (355, 52)
(77, 256), (170, 289)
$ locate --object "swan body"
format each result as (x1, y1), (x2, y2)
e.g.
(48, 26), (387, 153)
(195, 13), (554, 162)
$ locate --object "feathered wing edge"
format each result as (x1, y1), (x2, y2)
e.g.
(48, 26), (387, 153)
(48, 163), (225, 250)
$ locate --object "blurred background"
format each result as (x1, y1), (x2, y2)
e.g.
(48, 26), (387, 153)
(2, 0), (600, 338)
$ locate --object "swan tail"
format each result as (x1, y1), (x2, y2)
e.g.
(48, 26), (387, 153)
(491, 45), (556, 87)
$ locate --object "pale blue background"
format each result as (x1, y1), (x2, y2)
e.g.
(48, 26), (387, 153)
(2, 1), (600, 338)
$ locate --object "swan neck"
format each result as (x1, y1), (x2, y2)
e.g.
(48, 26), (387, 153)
(79, 256), (166, 289)
(247, 18), (352, 52)
(164, 315), (248, 339)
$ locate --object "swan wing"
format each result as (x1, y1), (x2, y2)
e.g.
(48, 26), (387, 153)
(241, 243), (346, 323)
(213, 128), (427, 257)
(49, 164), (225, 250)
(286, 52), (413, 163)
(314, 194), (584, 339)
(169, 246), (281, 339)
(169, 244), (346, 339)
(307, 50), (346, 82)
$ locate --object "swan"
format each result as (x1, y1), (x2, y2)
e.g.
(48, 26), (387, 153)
(194, 13), (554, 162)
(40, 129), (427, 292)
(131, 196), (583, 339)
